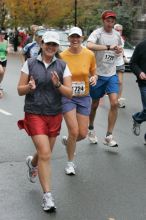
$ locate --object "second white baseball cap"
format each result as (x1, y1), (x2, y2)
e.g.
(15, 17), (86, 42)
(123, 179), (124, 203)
(68, 27), (83, 37)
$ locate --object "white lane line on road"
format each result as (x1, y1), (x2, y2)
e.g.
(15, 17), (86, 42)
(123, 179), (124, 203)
(0, 108), (12, 116)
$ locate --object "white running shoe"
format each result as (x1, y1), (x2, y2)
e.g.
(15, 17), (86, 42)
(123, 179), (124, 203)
(65, 162), (76, 175)
(88, 130), (98, 144)
(26, 156), (38, 183)
(42, 192), (56, 212)
(132, 119), (141, 136)
(118, 97), (126, 108)
(103, 135), (118, 147)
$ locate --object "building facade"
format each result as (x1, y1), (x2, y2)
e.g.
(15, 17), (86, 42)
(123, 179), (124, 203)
(130, 0), (146, 44)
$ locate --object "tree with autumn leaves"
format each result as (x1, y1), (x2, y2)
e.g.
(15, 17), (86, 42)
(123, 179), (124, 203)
(0, 0), (113, 28)
(1, 0), (73, 28)
(0, 0), (138, 38)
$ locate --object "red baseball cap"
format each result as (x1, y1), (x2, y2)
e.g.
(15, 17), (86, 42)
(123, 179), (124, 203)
(101, 10), (116, 20)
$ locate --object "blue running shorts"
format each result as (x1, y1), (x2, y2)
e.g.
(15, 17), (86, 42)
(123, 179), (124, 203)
(62, 95), (91, 116)
(90, 74), (119, 100)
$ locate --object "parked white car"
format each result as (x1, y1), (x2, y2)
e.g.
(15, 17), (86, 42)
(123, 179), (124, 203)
(56, 30), (69, 51)
(123, 41), (135, 72)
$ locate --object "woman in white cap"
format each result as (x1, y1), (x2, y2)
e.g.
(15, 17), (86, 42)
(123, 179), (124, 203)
(17, 31), (72, 212)
(60, 27), (97, 175)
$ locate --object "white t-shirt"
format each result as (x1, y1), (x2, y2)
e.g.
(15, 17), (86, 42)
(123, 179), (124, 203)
(87, 27), (122, 77)
(21, 60), (71, 78)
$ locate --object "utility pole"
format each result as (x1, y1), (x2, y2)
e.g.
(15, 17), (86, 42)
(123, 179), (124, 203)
(74, 0), (77, 26)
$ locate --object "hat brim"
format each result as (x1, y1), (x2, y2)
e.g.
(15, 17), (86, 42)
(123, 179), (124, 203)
(43, 38), (60, 45)
(102, 13), (116, 20)
(104, 15), (116, 19)
(68, 32), (82, 37)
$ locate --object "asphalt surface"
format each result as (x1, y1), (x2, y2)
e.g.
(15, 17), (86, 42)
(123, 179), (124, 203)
(0, 53), (146, 220)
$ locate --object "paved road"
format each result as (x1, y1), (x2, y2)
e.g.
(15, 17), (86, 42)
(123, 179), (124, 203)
(0, 53), (146, 220)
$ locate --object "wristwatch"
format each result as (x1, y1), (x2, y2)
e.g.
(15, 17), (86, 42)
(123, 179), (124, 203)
(55, 81), (62, 89)
(106, 45), (110, 50)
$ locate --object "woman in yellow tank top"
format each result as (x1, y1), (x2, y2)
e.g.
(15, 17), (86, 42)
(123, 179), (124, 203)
(60, 27), (97, 175)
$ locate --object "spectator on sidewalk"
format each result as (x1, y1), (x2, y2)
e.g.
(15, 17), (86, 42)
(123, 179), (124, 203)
(13, 30), (19, 52)
(24, 24), (39, 45)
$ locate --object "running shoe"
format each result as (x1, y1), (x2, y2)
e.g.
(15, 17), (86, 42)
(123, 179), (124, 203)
(132, 118), (141, 136)
(26, 156), (38, 183)
(103, 135), (118, 147)
(65, 161), (76, 175)
(118, 97), (126, 108)
(42, 192), (56, 212)
(88, 130), (98, 144)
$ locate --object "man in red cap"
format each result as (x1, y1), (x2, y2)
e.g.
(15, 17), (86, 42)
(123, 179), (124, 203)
(87, 10), (122, 147)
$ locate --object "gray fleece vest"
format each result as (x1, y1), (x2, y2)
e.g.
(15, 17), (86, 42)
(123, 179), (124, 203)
(24, 57), (66, 115)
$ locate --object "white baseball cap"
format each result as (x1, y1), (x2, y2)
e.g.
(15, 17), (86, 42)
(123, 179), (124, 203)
(42, 31), (60, 45)
(68, 27), (83, 37)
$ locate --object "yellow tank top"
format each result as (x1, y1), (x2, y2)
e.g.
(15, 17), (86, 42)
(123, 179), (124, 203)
(60, 47), (96, 96)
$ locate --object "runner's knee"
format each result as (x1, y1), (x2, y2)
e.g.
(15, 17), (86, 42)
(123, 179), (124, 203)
(38, 150), (51, 161)
(111, 100), (118, 109)
(69, 128), (79, 140)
